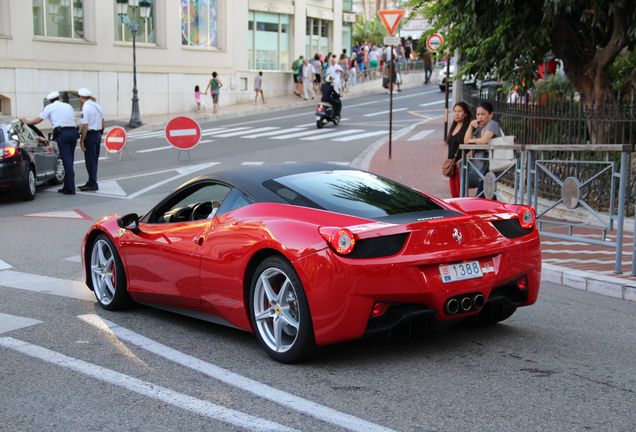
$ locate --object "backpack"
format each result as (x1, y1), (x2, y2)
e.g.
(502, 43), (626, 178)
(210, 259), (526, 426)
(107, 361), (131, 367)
(357, 52), (364, 64)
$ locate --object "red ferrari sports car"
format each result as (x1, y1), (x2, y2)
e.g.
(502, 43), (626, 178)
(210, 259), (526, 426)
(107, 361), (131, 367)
(82, 163), (541, 363)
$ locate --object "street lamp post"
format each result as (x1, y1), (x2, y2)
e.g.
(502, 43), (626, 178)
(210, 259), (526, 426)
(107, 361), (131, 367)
(116, 0), (151, 128)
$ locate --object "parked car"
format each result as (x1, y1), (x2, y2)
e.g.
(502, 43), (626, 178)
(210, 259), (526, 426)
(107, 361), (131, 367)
(0, 119), (64, 200)
(82, 163), (541, 363)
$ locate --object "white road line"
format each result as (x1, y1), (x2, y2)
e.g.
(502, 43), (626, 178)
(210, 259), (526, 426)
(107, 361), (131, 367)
(302, 129), (365, 141)
(78, 314), (396, 432)
(296, 118), (350, 127)
(136, 145), (172, 154)
(241, 161), (264, 166)
(0, 313), (42, 335)
(198, 139), (214, 144)
(407, 129), (435, 141)
(0, 337), (295, 432)
(126, 162), (220, 200)
(0, 259), (12, 270)
(63, 255), (82, 263)
(213, 126), (278, 138)
(542, 258), (632, 265)
(271, 129), (326, 140)
(0, 270), (93, 301)
(364, 107), (408, 117)
(74, 157), (108, 165)
(333, 130), (388, 142)
(419, 100), (445, 107)
(542, 249), (627, 255)
(243, 127), (303, 138)
(327, 161), (351, 166)
(202, 127), (251, 136)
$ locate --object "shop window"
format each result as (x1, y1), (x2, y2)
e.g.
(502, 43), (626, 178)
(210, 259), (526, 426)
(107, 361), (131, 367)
(33, 0), (84, 39)
(114, 0), (156, 44)
(181, 0), (217, 48)
(248, 11), (290, 71)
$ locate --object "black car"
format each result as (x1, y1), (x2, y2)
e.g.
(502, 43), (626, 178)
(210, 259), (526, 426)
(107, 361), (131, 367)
(0, 119), (64, 200)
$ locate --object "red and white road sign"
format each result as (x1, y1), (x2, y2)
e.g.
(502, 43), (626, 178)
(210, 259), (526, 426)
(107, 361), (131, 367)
(426, 33), (444, 53)
(104, 127), (127, 153)
(165, 116), (201, 150)
(378, 9), (405, 36)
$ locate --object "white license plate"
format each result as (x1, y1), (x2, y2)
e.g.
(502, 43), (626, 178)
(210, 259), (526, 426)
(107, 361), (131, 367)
(439, 260), (484, 283)
(315, 116), (322, 121)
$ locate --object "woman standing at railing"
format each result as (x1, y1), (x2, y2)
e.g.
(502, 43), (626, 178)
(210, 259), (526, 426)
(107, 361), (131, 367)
(446, 102), (472, 197)
(465, 101), (501, 197)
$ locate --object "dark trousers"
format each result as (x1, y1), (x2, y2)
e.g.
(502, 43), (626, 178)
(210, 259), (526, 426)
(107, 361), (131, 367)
(84, 131), (101, 187)
(332, 99), (342, 117)
(57, 128), (79, 191)
(425, 66), (432, 84)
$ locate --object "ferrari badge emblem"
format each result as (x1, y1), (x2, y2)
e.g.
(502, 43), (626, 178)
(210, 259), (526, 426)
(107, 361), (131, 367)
(452, 228), (463, 244)
(117, 228), (126, 238)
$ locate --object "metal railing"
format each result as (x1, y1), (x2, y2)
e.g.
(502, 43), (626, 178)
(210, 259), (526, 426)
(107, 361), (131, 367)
(459, 142), (634, 275)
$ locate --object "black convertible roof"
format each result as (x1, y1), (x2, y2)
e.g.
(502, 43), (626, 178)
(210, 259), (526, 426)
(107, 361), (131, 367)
(184, 162), (352, 203)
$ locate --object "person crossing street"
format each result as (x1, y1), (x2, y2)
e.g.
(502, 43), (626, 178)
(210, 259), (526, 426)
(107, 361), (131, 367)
(22, 91), (79, 195)
(77, 88), (104, 192)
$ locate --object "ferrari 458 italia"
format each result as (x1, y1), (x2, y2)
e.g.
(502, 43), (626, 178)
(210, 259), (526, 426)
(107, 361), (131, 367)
(82, 163), (541, 363)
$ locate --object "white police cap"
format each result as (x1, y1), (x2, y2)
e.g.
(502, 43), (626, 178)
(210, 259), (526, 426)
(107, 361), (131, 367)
(46, 91), (60, 100)
(78, 88), (92, 97)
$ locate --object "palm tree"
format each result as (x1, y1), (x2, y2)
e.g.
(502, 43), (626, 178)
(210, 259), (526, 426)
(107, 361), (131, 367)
(352, 16), (385, 46)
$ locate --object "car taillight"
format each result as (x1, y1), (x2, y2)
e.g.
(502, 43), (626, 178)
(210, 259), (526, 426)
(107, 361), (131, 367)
(518, 206), (536, 229)
(319, 227), (356, 255)
(317, 106), (324, 112)
(2, 146), (17, 158)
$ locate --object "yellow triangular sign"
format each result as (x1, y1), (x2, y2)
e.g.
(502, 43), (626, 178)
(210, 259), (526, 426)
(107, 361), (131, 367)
(378, 9), (405, 36)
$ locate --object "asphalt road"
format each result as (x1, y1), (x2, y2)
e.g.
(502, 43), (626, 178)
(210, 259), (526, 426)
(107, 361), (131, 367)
(1, 87), (635, 431)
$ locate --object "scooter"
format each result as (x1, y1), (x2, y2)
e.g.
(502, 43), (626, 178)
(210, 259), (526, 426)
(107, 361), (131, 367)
(315, 103), (339, 129)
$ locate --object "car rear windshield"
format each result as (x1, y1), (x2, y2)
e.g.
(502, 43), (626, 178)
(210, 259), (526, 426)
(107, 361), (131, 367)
(265, 170), (445, 219)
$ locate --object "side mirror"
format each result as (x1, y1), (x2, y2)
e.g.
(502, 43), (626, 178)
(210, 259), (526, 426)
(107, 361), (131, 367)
(117, 213), (140, 232)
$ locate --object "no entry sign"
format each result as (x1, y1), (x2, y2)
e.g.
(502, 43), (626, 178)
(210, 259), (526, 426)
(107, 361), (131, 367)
(104, 127), (127, 153)
(426, 33), (444, 53)
(165, 116), (201, 150)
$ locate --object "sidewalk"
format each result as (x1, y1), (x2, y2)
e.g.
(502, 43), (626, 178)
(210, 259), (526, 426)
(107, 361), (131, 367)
(363, 117), (636, 302)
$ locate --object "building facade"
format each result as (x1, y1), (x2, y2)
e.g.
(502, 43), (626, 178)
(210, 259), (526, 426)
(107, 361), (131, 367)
(0, 0), (355, 118)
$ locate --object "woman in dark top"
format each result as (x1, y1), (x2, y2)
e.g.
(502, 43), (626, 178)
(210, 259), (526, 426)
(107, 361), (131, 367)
(446, 102), (471, 197)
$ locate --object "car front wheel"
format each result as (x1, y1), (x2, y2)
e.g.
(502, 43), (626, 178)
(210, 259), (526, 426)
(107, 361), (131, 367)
(249, 256), (316, 363)
(89, 234), (131, 310)
(50, 158), (65, 185)
(21, 167), (36, 201)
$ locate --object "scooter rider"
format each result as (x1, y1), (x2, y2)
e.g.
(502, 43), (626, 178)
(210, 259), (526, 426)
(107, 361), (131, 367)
(320, 75), (341, 120)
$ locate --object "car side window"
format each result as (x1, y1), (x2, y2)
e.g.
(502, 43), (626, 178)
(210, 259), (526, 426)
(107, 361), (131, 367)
(151, 183), (231, 224)
(216, 188), (253, 216)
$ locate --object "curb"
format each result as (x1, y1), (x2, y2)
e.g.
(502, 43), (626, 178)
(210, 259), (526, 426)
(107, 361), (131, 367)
(541, 263), (636, 301)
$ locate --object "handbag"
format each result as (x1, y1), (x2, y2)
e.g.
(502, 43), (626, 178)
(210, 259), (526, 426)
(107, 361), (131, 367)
(488, 129), (515, 172)
(442, 147), (460, 177)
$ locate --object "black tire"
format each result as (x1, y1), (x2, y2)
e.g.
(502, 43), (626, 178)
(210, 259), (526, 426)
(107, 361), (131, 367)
(316, 119), (325, 129)
(248, 256), (316, 363)
(473, 303), (517, 326)
(49, 158), (65, 185)
(21, 167), (36, 201)
(88, 233), (132, 310)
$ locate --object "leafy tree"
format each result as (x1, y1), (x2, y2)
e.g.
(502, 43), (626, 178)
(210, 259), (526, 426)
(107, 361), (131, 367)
(405, 0), (636, 110)
(352, 15), (385, 46)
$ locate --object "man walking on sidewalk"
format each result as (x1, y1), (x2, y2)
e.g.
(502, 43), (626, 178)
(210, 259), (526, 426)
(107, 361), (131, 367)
(78, 88), (104, 192)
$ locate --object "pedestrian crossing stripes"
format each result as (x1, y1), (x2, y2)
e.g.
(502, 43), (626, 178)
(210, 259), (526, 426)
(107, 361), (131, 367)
(126, 125), (391, 144)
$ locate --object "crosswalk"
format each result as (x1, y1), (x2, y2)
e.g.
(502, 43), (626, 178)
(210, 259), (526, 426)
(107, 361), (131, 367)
(126, 125), (390, 145)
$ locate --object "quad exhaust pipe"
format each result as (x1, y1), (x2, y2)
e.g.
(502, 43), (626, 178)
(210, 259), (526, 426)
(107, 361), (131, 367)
(445, 293), (485, 316)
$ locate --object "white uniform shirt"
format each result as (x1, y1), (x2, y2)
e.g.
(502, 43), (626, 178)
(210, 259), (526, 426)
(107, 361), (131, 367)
(80, 100), (104, 131)
(39, 101), (76, 128)
(326, 64), (344, 89)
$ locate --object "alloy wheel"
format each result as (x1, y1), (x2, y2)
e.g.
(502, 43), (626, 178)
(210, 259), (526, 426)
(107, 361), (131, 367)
(90, 239), (117, 305)
(253, 267), (300, 353)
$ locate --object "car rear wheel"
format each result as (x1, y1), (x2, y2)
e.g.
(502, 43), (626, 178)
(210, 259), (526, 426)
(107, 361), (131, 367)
(21, 167), (36, 201)
(89, 234), (131, 310)
(249, 256), (316, 363)
(50, 158), (65, 185)
(473, 303), (517, 325)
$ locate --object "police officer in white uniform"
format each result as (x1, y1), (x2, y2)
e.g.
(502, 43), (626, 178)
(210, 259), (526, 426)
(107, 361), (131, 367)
(22, 91), (79, 194)
(77, 88), (104, 191)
